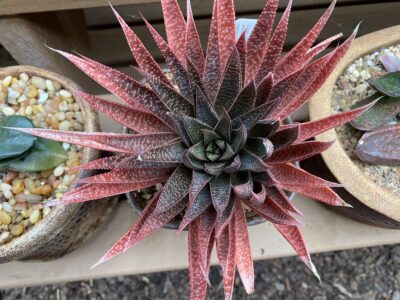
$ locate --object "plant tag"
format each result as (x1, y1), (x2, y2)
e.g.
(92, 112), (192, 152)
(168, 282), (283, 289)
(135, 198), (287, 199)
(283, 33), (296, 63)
(235, 19), (257, 41)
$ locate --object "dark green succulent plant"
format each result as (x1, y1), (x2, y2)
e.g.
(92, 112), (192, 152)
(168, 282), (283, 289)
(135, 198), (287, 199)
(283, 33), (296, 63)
(350, 53), (400, 165)
(0, 115), (68, 172)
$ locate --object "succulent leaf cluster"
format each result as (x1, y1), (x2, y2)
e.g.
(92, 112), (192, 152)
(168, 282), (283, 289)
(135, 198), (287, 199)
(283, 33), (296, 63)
(10, 0), (369, 298)
(0, 115), (67, 172)
(351, 53), (400, 165)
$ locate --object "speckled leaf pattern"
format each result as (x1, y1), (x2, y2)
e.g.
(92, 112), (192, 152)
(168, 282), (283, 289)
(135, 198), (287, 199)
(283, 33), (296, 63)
(79, 168), (173, 184)
(269, 125), (299, 151)
(210, 173), (231, 214)
(217, 0), (236, 71)
(357, 125), (400, 165)
(76, 154), (131, 170)
(77, 91), (171, 134)
(143, 17), (193, 101)
(266, 141), (334, 164)
(279, 184), (347, 206)
(186, 0), (205, 74)
(350, 96), (399, 131)
(274, 224), (320, 280)
(233, 200), (254, 294)
(232, 172), (253, 199)
(196, 210), (216, 282)
(294, 101), (376, 142)
(255, 0), (291, 84)
(155, 165), (191, 214)
(265, 186), (303, 216)
(140, 141), (185, 163)
(236, 33), (247, 86)
(161, 0), (187, 65)
(246, 0), (278, 83)
(111, 5), (168, 84)
(189, 221), (209, 300)
(268, 163), (341, 188)
(10, 127), (177, 154)
(228, 81), (256, 119)
(255, 73), (274, 107)
(369, 72), (400, 98)
(275, 0), (336, 81)
(216, 220), (236, 300)
(195, 86), (219, 127)
(304, 33), (342, 63)
(203, 0), (221, 101)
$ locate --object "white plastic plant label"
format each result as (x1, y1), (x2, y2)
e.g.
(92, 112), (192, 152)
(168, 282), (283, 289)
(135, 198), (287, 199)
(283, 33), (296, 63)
(235, 19), (257, 41)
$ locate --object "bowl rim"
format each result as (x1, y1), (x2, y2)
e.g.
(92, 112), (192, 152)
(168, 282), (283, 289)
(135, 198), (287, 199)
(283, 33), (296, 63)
(0, 65), (100, 261)
(309, 25), (400, 222)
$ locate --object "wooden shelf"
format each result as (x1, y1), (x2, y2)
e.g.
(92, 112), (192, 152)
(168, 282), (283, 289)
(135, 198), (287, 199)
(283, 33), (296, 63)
(2, 197), (400, 289)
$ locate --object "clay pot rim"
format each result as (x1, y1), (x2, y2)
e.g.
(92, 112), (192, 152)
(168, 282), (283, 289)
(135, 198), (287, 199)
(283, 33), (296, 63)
(0, 66), (100, 261)
(309, 25), (400, 222)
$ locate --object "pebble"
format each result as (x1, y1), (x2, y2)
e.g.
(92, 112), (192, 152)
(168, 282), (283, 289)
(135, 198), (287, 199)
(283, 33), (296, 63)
(29, 209), (41, 224)
(53, 166), (65, 177)
(0, 73), (83, 245)
(0, 211), (12, 225)
(2, 106), (15, 116)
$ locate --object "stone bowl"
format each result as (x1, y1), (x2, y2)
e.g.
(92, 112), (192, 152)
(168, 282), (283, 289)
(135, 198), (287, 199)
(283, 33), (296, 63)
(0, 66), (117, 263)
(309, 25), (400, 225)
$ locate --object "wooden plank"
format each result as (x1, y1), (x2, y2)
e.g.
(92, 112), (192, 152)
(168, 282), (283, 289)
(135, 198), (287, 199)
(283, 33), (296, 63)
(88, 2), (399, 66)
(0, 11), (99, 93)
(2, 195), (400, 289)
(84, 0), (364, 27)
(0, 0), (370, 16)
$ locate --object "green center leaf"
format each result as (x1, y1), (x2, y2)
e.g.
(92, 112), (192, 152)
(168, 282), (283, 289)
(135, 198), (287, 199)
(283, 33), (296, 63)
(206, 139), (226, 162)
(0, 115), (36, 160)
(0, 138), (68, 172)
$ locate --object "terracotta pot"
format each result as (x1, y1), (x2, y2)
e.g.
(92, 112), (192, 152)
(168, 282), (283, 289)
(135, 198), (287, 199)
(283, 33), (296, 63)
(0, 66), (117, 263)
(309, 25), (400, 225)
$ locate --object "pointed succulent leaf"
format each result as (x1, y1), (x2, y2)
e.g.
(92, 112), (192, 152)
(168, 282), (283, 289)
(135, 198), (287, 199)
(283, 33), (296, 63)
(369, 72), (400, 97)
(168, 113), (192, 147)
(183, 152), (205, 170)
(76, 154), (131, 170)
(269, 125), (299, 151)
(350, 95), (399, 131)
(304, 33), (342, 62)
(204, 161), (227, 176)
(182, 115), (213, 144)
(279, 183), (347, 206)
(230, 121), (247, 153)
(179, 186), (212, 232)
(255, 0), (291, 84)
(142, 16), (193, 102)
(246, 0), (278, 83)
(214, 109), (231, 142)
(265, 186), (302, 216)
(77, 91), (171, 134)
(201, 129), (221, 145)
(274, 225), (320, 280)
(195, 86), (219, 127)
(296, 100), (377, 142)
(0, 115), (36, 160)
(215, 48), (241, 114)
(255, 73), (274, 107)
(189, 170), (212, 202)
(219, 143), (235, 161)
(232, 172), (253, 199)
(234, 103), (270, 132)
(188, 141), (208, 161)
(357, 125), (400, 165)
(245, 137), (274, 159)
(239, 149), (267, 172)
(203, 0), (221, 101)
(228, 81), (256, 119)
(196, 210), (216, 282)
(217, 0), (236, 71)
(187, 58), (207, 97)
(252, 171), (275, 186)
(381, 53), (400, 72)
(210, 173), (231, 214)
(161, 0), (187, 65)
(268, 163), (341, 188)
(7, 127), (177, 155)
(155, 165), (191, 214)
(186, 0), (205, 74)
(266, 140), (334, 164)
(250, 120), (279, 139)
(236, 33), (247, 86)
(215, 194), (235, 237)
(0, 138), (67, 172)
(140, 141), (185, 163)
(224, 155), (241, 173)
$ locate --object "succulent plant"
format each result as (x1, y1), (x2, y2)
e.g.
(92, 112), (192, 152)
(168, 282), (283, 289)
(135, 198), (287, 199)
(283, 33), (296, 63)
(5, 0), (370, 298)
(0, 114), (67, 172)
(350, 53), (400, 165)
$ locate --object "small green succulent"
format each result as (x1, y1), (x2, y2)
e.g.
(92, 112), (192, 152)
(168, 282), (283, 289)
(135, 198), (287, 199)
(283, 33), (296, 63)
(351, 53), (400, 165)
(0, 115), (68, 172)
